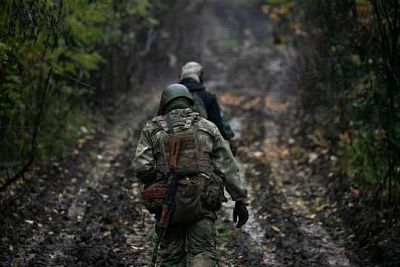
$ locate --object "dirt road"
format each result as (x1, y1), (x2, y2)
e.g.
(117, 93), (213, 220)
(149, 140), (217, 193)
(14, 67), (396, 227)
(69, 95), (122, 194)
(1, 1), (356, 266)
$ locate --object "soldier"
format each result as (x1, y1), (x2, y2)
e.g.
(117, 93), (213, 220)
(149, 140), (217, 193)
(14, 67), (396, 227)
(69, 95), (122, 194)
(157, 61), (237, 154)
(134, 84), (248, 266)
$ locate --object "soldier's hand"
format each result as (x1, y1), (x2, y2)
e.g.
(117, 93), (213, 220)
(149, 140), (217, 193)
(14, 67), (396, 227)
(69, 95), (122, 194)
(233, 201), (249, 228)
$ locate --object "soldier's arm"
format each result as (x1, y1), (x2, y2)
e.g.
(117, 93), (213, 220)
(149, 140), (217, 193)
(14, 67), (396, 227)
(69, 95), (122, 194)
(206, 93), (235, 140)
(208, 123), (247, 201)
(220, 113), (235, 139)
(133, 123), (156, 185)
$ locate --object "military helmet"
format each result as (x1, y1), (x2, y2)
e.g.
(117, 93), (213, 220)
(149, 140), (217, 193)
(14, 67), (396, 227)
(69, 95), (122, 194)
(159, 83), (194, 111)
(180, 61), (203, 82)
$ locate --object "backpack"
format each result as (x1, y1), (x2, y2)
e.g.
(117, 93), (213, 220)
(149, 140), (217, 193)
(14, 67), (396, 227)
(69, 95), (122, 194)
(140, 110), (225, 223)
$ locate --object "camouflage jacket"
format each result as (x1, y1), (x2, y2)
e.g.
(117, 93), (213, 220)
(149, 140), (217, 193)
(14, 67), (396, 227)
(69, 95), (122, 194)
(133, 108), (247, 202)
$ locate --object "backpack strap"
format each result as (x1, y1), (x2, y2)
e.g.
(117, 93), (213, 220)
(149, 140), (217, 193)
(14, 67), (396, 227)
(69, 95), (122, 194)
(165, 113), (175, 134)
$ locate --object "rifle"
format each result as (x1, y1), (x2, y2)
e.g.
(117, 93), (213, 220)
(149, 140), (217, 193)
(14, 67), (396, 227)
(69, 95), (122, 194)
(151, 135), (181, 266)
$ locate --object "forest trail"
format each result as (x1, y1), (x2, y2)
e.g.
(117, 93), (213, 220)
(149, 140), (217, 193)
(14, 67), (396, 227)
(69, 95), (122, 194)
(215, 92), (352, 266)
(1, 0), (356, 266)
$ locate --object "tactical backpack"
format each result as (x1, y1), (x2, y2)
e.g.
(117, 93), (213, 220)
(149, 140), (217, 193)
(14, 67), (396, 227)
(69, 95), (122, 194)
(140, 110), (225, 223)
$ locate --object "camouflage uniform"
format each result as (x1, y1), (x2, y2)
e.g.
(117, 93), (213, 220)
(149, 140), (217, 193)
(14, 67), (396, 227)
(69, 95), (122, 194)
(134, 108), (247, 266)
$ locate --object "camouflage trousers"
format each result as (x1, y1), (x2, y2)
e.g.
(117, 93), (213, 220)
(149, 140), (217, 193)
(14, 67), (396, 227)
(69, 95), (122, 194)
(158, 218), (217, 267)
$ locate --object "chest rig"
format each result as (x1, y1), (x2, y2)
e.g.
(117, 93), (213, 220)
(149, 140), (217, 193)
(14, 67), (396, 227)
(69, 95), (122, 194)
(153, 110), (211, 178)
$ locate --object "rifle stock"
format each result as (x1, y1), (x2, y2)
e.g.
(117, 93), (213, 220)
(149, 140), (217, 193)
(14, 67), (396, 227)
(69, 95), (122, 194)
(160, 204), (170, 228)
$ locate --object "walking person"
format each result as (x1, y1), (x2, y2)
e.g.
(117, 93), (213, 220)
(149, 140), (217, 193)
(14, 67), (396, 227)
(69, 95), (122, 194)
(157, 62), (238, 154)
(134, 84), (248, 266)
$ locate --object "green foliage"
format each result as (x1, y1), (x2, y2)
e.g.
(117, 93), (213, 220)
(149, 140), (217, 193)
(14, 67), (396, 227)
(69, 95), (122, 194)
(0, 0), (154, 165)
(340, 128), (387, 186)
(261, 0), (306, 45)
(296, 0), (400, 203)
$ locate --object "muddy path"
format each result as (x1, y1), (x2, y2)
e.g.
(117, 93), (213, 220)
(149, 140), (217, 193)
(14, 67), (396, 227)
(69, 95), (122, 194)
(132, 1), (354, 266)
(0, 91), (161, 266)
(217, 93), (353, 267)
(1, 0), (357, 266)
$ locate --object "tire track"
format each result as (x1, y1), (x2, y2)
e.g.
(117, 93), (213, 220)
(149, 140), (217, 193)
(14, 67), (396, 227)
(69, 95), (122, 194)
(220, 93), (352, 267)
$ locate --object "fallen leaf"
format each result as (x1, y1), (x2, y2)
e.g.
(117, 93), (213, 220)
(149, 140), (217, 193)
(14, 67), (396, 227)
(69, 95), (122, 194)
(271, 225), (281, 233)
(253, 151), (264, 158)
(308, 152), (319, 163)
(350, 187), (360, 197)
(306, 213), (316, 219)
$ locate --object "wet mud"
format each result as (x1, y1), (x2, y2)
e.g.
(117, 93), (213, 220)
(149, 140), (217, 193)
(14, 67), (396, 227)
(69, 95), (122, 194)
(217, 94), (353, 267)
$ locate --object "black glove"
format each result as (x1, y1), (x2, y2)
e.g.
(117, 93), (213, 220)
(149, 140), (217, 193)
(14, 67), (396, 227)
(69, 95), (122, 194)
(233, 201), (249, 228)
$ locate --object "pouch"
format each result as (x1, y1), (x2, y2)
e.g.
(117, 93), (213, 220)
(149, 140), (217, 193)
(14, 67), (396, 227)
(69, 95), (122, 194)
(201, 173), (226, 211)
(172, 175), (207, 223)
(140, 182), (166, 214)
